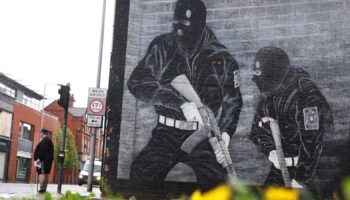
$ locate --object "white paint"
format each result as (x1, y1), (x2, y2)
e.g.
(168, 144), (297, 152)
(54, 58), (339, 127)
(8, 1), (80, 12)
(17, 151), (32, 159)
(186, 9), (192, 18)
(234, 70), (240, 88)
(87, 115), (103, 127)
(256, 61), (260, 69)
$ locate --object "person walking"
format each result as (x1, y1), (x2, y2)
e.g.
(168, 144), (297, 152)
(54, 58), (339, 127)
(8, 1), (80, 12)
(34, 128), (54, 193)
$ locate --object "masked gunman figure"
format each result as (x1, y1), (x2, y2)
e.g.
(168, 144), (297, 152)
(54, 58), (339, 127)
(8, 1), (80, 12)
(250, 46), (334, 188)
(127, 0), (242, 186)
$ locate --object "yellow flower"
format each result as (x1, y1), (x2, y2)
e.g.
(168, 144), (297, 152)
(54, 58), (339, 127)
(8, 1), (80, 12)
(190, 184), (232, 200)
(264, 186), (298, 200)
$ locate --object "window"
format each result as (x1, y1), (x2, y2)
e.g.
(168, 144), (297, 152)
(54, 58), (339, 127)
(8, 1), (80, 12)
(0, 152), (6, 180)
(19, 122), (33, 141)
(83, 136), (89, 154)
(82, 163), (101, 172)
(0, 111), (12, 137)
(22, 95), (40, 110)
(86, 139), (89, 154)
(0, 83), (15, 98)
(16, 156), (31, 182)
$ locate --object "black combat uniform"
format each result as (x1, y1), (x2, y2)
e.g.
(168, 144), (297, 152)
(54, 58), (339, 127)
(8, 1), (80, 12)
(127, 0), (243, 186)
(250, 46), (334, 186)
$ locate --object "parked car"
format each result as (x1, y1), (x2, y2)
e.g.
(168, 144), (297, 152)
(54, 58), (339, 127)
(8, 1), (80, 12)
(78, 159), (102, 186)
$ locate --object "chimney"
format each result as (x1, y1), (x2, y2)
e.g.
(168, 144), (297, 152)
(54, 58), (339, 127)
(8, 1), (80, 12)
(69, 94), (75, 108)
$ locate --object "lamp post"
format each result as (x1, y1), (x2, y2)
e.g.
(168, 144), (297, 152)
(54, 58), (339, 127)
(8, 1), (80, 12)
(40, 84), (47, 131)
(87, 0), (107, 192)
(40, 83), (57, 130)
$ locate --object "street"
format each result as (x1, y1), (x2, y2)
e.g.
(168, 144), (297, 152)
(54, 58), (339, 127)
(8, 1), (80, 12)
(0, 183), (101, 199)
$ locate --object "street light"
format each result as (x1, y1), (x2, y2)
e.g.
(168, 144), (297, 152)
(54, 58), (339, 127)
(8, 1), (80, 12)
(40, 83), (58, 131)
(87, 0), (107, 192)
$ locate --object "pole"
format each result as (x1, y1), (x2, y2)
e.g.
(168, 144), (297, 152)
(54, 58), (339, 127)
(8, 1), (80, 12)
(96, 0), (106, 89)
(100, 102), (109, 192)
(57, 107), (69, 194)
(40, 84), (46, 130)
(36, 170), (39, 194)
(87, 0), (106, 192)
(87, 128), (97, 192)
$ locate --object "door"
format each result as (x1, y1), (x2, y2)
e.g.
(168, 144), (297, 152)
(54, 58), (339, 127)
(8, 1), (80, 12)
(0, 152), (6, 181)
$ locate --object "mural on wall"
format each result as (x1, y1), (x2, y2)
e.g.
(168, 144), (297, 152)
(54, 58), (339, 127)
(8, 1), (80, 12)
(250, 46), (334, 189)
(127, 0), (243, 186)
(105, 0), (350, 196)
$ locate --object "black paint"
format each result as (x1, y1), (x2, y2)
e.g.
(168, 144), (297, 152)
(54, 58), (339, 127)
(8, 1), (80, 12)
(251, 46), (334, 191)
(104, 0), (130, 191)
(127, 0), (242, 187)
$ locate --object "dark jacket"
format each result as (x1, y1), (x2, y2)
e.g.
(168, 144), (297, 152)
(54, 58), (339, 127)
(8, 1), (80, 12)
(34, 137), (54, 165)
(127, 27), (243, 136)
(250, 68), (334, 183)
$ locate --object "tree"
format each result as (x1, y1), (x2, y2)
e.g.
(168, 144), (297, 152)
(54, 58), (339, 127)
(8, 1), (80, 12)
(54, 126), (78, 169)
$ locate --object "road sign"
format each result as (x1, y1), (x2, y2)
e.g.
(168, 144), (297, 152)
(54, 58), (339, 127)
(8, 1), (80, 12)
(89, 99), (104, 114)
(87, 88), (107, 115)
(88, 88), (107, 98)
(87, 115), (103, 127)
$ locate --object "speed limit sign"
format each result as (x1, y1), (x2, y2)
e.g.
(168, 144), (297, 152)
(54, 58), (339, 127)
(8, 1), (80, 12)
(87, 88), (107, 116)
(89, 99), (104, 114)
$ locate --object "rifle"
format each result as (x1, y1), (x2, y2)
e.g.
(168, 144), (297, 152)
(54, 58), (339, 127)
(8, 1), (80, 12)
(263, 117), (292, 187)
(171, 74), (237, 178)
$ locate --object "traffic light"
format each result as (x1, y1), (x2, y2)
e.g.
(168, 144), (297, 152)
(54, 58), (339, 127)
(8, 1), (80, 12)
(58, 84), (70, 109)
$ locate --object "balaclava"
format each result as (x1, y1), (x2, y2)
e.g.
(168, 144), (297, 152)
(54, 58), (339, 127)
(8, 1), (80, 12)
(173, 0), (206, 49)
(252, 46), (290, 95)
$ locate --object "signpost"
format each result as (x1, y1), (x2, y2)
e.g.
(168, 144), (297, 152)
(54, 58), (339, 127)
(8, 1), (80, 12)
(87, 88), (107, 116)
(86, 87), (107, 192)
(87, 115), (103, 128)
(87, 0), (107, 192)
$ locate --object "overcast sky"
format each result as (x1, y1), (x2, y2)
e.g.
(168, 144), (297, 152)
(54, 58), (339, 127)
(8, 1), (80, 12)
(0, 0), (115, 108)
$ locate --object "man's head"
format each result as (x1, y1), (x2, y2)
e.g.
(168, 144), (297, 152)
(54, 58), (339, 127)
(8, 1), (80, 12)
(173, 0), (206, 49)
(252, 46), (290, 94)
(40, 128), (49, 139)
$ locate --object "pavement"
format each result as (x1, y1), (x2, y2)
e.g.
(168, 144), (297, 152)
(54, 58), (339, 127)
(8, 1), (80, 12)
(0, 183), (101, 199)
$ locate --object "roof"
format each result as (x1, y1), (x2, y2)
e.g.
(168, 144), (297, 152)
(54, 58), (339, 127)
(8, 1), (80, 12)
(0, 72), (43, 100)
(68, 107), (87, 117)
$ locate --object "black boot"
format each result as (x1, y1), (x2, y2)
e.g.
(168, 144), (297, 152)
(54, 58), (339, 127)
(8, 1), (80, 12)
(38, 188), (46, 193)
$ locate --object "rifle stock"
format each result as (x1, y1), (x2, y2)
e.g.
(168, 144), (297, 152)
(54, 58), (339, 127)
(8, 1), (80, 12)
(171, 74), (203, 107)
(171, 74), (237, 178)
(270, 120), (292, 187)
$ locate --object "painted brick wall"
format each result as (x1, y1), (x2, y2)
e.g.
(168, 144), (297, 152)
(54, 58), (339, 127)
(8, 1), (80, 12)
(110, 0), (350, 195)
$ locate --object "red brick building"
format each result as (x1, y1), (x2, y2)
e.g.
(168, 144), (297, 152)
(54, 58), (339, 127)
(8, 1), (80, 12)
(0, 73), (59, 183)
(45, 96), (103, 183)
(7, 103), (59, 183)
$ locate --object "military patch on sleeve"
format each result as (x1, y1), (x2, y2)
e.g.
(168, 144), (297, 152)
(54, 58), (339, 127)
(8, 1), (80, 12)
(303, 107), (319, 130)
(233, 70), (240, 88)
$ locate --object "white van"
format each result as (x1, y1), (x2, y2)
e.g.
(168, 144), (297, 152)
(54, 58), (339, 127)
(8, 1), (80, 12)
(78, 159), (102, 186)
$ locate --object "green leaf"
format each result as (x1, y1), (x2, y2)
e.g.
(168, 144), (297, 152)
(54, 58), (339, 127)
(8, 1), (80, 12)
(343, 177), (350, 200)
(44, 192), (53, 200)
(54, 126), (79, 169)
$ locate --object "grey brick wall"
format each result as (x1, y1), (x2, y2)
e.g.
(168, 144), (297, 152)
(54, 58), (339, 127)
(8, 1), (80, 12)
(116, 0), (350, 187)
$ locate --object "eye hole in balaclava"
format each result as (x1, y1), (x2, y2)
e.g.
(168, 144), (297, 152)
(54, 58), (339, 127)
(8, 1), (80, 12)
(173, 0), (206, 49)
(252, 46), (290, 94)
(254, 61), (262, 76)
